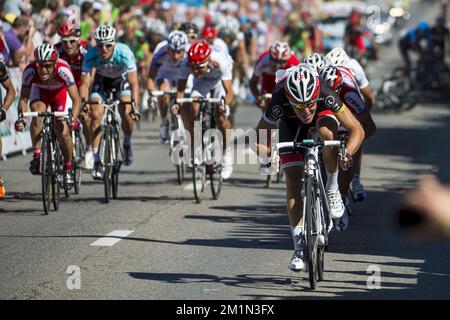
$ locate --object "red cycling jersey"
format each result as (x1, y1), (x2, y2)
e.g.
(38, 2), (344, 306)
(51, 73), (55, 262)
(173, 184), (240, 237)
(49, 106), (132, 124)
(55, 41), (87, 87)
(254, 50), (300, 93)
(22, 59), (76, 112)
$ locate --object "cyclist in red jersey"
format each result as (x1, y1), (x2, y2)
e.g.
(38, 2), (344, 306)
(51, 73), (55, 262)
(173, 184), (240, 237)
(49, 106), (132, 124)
(249, 41), (299, 110)
(55, 21), (94, 170)
(15, 44), (81, 188)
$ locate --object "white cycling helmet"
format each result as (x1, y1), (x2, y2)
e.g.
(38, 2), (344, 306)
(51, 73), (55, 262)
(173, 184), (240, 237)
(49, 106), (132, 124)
(319, 65), (343, 91)
(168, 30), (189, 51)
(284, 67), (320, 104)
(94, 25), (116, 44)
(34, 43), (58, 62)
(325, 47), (349, 66)
(270, 41), (291, 61)
(303, 53), (329, 73)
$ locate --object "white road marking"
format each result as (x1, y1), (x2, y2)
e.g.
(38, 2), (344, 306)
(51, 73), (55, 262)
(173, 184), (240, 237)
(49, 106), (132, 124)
(90, 230), (134, 247)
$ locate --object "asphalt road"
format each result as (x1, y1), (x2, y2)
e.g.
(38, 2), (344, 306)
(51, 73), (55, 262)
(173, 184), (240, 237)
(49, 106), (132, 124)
(1, 0), (450, 300)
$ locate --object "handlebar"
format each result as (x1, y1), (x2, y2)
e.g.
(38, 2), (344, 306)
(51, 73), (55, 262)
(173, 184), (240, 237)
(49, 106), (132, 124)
(277, 139), (344, 150)
(176, 97), (222, 104)
(21, 111), (68, 118)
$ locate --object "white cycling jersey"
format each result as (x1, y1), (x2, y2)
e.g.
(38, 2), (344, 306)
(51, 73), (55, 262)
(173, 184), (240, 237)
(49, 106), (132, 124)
(341, 58), (369, 90)
(179, 48), (233, 98)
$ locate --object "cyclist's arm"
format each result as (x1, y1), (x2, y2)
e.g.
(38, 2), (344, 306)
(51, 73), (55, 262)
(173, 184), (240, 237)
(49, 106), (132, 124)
(17, 85), (31, 114)
(127, 70), (139, 106)
(238, 40), (249, 71)
(360, 85), (375, 110)
(67, 84), (81, 120)
(335, 105), (365, 156)
(221, 79), (234, 106)
(249, 73), (261, 98)
(1, 78), (16, 111)
(79, 73), (91, 102)
(176, 78), (188, 100)
(251, 115), (278, 159)
(146, 66), (159, 92)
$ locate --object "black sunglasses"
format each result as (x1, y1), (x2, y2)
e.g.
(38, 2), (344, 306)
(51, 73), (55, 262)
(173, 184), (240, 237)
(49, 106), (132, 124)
(97, 43), (114, 49)
(62, 40), (77, 45)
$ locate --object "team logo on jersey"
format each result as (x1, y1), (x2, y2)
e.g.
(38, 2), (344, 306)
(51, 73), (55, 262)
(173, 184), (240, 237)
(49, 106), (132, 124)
(272, 105), (283, 118)
(344, 91), (365, 113)
(59, 67), (75, 85)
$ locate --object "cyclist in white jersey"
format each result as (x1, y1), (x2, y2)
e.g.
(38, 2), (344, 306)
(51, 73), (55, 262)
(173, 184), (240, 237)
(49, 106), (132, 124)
(172, 40), (234, 180)
(80, 25), (140, 179)
(147, 30), (189, 144)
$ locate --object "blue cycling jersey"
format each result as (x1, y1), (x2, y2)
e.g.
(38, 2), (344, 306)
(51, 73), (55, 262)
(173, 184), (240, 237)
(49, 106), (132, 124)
(82, 42), (137, 79)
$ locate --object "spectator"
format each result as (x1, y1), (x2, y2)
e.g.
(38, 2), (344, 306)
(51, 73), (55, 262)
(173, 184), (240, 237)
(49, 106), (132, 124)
(3, 16), (35, 68)
(0, 21), (11, 63)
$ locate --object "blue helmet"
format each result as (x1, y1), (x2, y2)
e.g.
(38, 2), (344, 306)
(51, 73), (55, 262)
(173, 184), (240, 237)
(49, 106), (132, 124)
(417, 20), (429, 32)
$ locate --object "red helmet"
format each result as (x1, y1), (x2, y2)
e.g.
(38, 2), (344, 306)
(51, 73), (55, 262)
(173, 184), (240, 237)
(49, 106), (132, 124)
(270, 41), (291, 61)
(188, 40), (211, 66)
(58, 21), (80, 38)
(202, 26), (217, 40)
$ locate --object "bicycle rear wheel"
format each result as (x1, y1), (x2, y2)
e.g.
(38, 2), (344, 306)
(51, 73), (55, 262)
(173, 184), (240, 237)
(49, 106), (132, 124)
(40, 133), (52, 215)
(305, 176), (318, 289)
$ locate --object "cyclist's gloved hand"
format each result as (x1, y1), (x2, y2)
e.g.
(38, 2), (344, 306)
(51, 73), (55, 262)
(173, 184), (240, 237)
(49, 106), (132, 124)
(15, 118), (26, 132)
(338, 152), (353, 171)
(130, 109), (141, 121)
(71, 118), (79, 131)
(0, 108), (6, 122)
(256, 95), (265, 109)
(81, 98), (88, 113)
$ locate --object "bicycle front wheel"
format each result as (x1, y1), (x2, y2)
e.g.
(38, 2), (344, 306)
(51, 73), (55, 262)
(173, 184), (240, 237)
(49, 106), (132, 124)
(103, 127), (112, 203)
(193, 164), (206, 203)
(40, 133), (52, 215)
(305, 176), (318, 289)
(73, 129), (84, 194)
(112, 128), (120, 199)
(209, 163), (222, 200)
(52, 142), (61, 211)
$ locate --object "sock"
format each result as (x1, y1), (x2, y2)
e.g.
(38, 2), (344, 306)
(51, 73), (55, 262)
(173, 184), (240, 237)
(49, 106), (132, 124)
(86, 145), (93, 152)
(63, 160), (72, 171)
(326, 170), (339, 192)
(93, 147), (99, 162)
(291, 226), (304, 251)
(33, 148), (41, 158)
(124, 135), (131, 146)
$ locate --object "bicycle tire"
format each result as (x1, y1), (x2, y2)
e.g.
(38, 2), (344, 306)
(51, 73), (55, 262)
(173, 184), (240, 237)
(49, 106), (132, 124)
(192, 164), (206, 203)
(103, 126), (112, 203)
(40, 133), (52, 215)
(305, 175), (318, 289)
(112, 128), (120, 199)
(210, 163), (222, 200)
(176, 163), (184, 185)
(73, 130), (83, 194)
(265, 175), (271, 188)
(52, 140), (61, 211)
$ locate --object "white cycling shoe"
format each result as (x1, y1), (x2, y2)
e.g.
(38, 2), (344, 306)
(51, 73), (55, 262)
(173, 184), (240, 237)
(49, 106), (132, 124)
(83, 149), (94, 170)
(288, 250), (305, 272)
(334, 197), (350, 232)
(327, 189), (345, 219)
(221, 149), (233, 180)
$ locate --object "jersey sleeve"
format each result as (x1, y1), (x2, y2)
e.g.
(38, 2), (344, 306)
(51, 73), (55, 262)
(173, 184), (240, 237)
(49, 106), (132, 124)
(150, 41), (167, 69)
(321, 83), (345, 114)
(82, 48), (96, 74)
(21, 65), (35, 86)
(58, 65), (76, 87)
(220, 54), (233, 81)
(348, 59), (369, 89)
(178, 59), (191, 80)
(263, 84), (286, 124)
(123, 45), (137, 73)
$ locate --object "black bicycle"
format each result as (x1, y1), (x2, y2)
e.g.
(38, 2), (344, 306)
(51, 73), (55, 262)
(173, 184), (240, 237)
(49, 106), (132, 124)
(86, 95), (139, 203)
(68, 109), (84, 194)
(176, 96), (225, 203)
(21, 111), (68, 215)
(278, 137), (345, 289)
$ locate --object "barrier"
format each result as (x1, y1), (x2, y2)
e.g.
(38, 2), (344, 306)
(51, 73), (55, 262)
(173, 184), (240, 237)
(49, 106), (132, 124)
(0, 67), (32, 160)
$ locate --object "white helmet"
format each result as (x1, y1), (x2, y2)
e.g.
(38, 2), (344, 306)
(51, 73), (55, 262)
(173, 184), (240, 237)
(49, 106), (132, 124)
(34, 43), (58, 62)
(270, 41), (291, 61)
(319, 65), (343, 91)
(303, 53), (329, 73)
(94, 25), (116, 43)
(325, 47), (349, 66)
(284, 67), (320, 104)
(168, 30), (189, 51)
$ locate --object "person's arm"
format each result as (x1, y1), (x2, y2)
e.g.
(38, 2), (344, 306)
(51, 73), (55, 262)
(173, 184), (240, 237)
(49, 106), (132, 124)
(17, 85), (31, 114)
(127, 70), (140, 106)
(79, 73), (91, 103)
(221, 79), (234, 106)
(251, 116), (278, 161)
(67, 84), (81, 122)
(249, 73), (261, 98)
(146, 66), (159, 92)
(335, 105), (364, 157)
(238, 39), (249, 72)
(1, 78), (16, 111)
(360, 85), (375, 110)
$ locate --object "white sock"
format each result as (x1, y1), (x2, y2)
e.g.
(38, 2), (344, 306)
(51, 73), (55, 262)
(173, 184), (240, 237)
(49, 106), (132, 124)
(291, 226), (303, 251)
(326, 170), (339, 192)
(86, 145), (92, 152)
